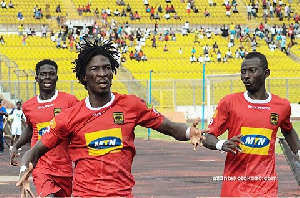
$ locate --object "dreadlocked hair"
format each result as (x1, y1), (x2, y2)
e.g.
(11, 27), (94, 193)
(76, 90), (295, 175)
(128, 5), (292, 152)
(72, 39), (120, 89)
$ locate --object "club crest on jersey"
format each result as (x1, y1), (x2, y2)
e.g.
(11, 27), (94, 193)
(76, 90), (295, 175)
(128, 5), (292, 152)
(54, 108), (62, 116)
(270, 113), (279, 125)
(113, 112), (124, 124)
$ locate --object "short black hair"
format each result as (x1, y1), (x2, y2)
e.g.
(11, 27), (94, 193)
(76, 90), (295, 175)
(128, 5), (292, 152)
(245, 52), (268, 70)
(36, 59), (58, 76)
(16, 101), (21, 105)
(72, 39), (120, 89)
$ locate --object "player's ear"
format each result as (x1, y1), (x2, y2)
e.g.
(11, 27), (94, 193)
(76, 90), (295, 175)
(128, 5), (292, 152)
(82, 75), (87, 82)
(265, 69), (270, 78)
(35, 75), (38, 82)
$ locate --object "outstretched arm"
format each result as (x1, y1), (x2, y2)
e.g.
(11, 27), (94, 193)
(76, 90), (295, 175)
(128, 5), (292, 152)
(156, 118), (207, 150)
(156, 117), (189, 141)
(283, 128), (300, 155)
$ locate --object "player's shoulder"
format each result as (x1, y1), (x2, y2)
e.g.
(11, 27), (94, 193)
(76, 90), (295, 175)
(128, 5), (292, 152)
(270, 93), (291, 106)
(57, 91), (77, 100)
(221, 92), (244, 102)
(114, 92), (146, 105)
(22, 95), (38, 109)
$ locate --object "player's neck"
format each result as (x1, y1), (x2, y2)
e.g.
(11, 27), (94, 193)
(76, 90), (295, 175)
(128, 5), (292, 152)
(88, 92), (112, 108)
(247, 90), (269, 100)
(39, 90), (56, 100)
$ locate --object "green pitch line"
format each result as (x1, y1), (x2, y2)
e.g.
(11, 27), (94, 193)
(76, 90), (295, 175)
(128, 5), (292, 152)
(134, 121), (300, 154)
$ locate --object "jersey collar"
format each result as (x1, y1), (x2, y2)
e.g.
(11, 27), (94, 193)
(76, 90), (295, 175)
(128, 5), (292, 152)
(37, 90), (58, 103)
(244, 91), (272, 104)
(85, 93), (115, 111)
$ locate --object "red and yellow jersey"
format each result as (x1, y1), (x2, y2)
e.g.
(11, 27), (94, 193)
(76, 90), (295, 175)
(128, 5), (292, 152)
(41, 93), (165, 197)
(208, 92), (292, 197)
(23, 90), (79, 176)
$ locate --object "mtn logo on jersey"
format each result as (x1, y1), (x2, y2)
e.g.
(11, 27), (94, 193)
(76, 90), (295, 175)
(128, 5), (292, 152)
(36, 122), (50, 140)
(88, 137), (122, 149)
(85, 128), (123, 156)
(240, 127), (272, 155)
(241, 135), (270, 148)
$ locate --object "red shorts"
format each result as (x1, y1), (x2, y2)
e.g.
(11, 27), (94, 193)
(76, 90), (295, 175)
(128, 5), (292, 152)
(32, 171), (72, 197)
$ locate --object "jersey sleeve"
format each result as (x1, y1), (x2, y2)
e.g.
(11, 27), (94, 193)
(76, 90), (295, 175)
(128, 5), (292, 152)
(134, 96), (164, 129)
(208, 96), (230, 137)
(41, 109), (72, 149)
(280, 101), (293, 133)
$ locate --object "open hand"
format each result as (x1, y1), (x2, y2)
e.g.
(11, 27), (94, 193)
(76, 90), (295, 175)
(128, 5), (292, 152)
(190, 118), (209, 150)
(222, 135), (244, 154)
(16, 162), (35, 198)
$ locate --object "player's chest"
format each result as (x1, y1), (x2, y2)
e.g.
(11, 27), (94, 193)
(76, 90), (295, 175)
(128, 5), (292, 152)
(230, 102), (284, 129)
(73, 109), (137, 146)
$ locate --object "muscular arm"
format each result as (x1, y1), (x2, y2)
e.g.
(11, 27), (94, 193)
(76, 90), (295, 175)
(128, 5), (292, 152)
(156, 117), (189, 141)
(202, 133), (219, 150)
(283, 128), (300, 154)
(14, 126), (33, 150)
(21, 140), (50, 168)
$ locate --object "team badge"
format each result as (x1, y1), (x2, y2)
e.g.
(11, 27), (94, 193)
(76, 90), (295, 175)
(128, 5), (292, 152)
(270, 113), (279, 125)
(54, 108), (61, 116)
(113, 112), (124, 124)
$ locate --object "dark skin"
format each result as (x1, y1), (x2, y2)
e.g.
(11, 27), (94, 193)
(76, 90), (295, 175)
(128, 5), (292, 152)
(12, 64), (58, 197)
(17, 55), (207, 195)
(203, 57), (300, 155)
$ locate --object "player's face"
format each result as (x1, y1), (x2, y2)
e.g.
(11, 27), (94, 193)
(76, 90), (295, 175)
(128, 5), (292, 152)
(84, 54), (113, 95)
(35, 64), (58, 93)
(16, 103), (21, 109)
(241, 58), (269, 93)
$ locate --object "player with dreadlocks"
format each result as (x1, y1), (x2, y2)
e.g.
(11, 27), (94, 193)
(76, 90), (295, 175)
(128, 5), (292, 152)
(17, 40), (207, 197)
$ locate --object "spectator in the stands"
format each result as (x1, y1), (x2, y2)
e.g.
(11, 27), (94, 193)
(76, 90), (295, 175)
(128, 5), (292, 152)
(158, 4), (163, 13)
(204, 8), (210, 17)
(169, 4), (176, 13)
(8, 1), (14, 8)
(17, 11), (24, 21)
(126, 3), (131, 12)
(134, 11), (140, 20)
(174, 12), (181, 20)
(85, 3), (91, 12)
(0, 35), (5, 45)
(56, 4), (61, 13)
(1, 0), (6, 8)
